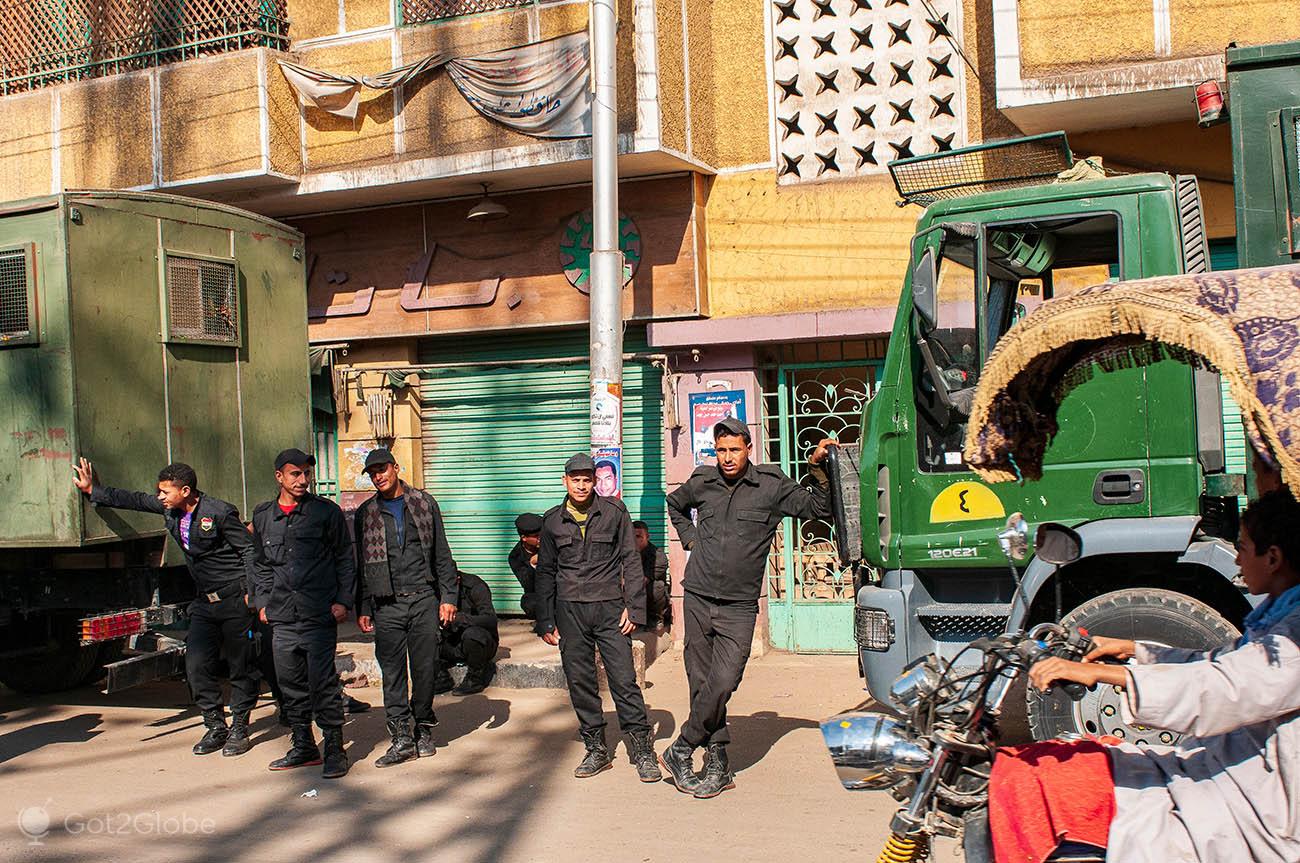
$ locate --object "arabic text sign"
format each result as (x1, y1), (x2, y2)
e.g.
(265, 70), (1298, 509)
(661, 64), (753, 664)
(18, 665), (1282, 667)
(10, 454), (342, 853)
(689, 391), (748, 466)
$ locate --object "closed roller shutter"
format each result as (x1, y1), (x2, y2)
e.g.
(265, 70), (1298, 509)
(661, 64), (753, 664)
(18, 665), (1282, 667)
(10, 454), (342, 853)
(1209, 239), (1248, 496)
(419, 328), (665, 613)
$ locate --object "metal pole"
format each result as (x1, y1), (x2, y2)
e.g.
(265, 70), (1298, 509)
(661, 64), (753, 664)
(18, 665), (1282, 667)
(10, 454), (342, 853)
(588, 0), (624, 494)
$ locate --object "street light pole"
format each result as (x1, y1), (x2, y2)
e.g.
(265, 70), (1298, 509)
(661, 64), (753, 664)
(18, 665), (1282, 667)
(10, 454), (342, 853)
(588, 0), (624, 493)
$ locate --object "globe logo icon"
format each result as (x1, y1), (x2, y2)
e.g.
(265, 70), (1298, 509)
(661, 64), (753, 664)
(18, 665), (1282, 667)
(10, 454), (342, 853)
(18, 805), (50, 844)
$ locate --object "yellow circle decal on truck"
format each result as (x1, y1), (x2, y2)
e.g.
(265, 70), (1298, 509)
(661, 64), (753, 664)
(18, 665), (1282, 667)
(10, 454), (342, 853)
(930, 482), (1007, 523)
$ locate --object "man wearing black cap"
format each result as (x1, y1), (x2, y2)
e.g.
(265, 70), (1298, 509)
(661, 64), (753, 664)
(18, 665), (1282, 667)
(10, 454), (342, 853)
(353, 447), (459, 767)
(508, 513), (543, 619)
(535, 453), (660, 783)
(72, 458), (259, 758)
(251, 448), (356, 779)
(661, 417), (836, 798)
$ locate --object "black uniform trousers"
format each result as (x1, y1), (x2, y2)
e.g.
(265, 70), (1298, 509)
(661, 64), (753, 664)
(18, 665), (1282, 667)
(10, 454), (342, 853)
(556, 599), (650, 736)
(253, 616), (282, 702)
(372, 591), (440, 726)
(439, 626), (498, 675)
(680, 591), (759, 747)
(272, 619), (345, 729)
(186, 595), (258, 715)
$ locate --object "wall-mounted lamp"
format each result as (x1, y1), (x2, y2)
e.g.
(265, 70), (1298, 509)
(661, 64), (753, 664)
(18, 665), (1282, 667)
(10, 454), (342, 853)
(467, 182), (509, 222)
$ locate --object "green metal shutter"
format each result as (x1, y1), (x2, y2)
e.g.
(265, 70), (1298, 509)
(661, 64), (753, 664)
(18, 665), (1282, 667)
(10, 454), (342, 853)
(1209, 239), (1248, 491)
(418, 328), (666, 613)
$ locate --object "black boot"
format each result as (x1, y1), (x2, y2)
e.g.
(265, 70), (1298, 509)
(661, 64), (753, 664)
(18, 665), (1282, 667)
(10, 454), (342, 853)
(416, 722), (438, 757)
(222, 712), (252, 757)
(627, 730), (662, 783)
(433, 668), (456, 695)
(452, 663), (496, 696)
(659, 737), (701, 794)
(192, 710), (229, 756)
(693, 743), (736, 799)
(269, 724), (321, 771)
(573, 729), (614, 778)
(321, 727), (349, 779)
(374, 720), (417, 768)
(344, 694), (370, 714)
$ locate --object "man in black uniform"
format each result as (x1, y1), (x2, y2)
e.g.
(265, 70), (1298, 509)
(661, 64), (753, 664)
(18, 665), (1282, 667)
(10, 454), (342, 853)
(251, 448), (356, 779)
(72, 458), (259, 757)
(508, 513), (543, 619)
(435, 570), (499, 696)
(353, 448), (459, 767)
(535, 453), (660, 783)
(661, 418), (835, 798)
(633, 520), (671, 629)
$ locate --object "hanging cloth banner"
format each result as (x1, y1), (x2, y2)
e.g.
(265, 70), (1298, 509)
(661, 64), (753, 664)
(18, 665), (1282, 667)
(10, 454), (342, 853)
(277, 31), (591, 139)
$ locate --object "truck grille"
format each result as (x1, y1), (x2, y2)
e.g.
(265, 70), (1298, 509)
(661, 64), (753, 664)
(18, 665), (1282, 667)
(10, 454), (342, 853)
(855, 606), (895, 651)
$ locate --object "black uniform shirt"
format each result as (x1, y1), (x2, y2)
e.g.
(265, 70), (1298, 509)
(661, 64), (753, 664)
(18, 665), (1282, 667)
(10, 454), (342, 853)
(508, 541), (537, 595)
(534, 495), (645, 634)
(251, 494), (357, 625)
(449, 571), (499, 642)
(667, 462), (830, 601)
(89, 486), (255, 595)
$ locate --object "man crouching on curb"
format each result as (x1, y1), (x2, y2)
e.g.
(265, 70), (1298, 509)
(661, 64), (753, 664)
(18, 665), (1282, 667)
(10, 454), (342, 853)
(355, 448), (460, 767)
(535, 453), (661, 782)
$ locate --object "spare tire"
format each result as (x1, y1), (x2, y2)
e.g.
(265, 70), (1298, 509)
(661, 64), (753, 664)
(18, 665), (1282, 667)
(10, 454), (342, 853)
(1027, 588), (1238, 743)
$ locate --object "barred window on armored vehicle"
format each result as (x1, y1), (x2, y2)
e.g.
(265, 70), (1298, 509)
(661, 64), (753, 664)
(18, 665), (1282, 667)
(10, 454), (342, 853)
(0, 244), (37, 346)
(164, 255), (239, 345)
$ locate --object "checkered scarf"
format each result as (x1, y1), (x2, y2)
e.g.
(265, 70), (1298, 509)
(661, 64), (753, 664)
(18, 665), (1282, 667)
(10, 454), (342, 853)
(359, 484), (436, 599)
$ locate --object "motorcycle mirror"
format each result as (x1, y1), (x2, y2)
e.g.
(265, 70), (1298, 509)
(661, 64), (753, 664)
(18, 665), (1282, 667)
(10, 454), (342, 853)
(996, 512), (1028, 561)
(1034, 522), (1082, 565)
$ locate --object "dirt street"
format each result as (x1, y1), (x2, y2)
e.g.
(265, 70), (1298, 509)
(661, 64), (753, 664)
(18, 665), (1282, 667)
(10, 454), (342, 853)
(0, 650), (898, 863)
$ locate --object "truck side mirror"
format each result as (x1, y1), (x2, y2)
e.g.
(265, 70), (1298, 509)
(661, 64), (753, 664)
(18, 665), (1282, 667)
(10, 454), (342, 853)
(912, 249), (938, 334)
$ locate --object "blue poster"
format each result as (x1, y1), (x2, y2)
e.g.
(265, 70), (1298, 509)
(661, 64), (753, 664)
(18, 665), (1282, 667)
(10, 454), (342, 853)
(689, 390), (748, 465)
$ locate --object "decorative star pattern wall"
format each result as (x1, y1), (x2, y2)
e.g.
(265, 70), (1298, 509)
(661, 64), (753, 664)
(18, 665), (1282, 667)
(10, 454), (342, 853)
(771, 0), (965, 184)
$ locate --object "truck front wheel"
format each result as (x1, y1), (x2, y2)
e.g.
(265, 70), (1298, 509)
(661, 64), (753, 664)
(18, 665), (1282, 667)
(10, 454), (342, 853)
(0, 631), (104, 694)
(1026, 588), (1238, 743)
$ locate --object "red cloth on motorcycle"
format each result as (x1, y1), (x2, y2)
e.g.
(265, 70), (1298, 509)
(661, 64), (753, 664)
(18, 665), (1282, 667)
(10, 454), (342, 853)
(989, 739), (1115, 863)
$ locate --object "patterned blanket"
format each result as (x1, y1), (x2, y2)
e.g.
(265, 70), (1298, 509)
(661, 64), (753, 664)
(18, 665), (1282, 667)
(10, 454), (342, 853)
(963, 264), (1300, 491)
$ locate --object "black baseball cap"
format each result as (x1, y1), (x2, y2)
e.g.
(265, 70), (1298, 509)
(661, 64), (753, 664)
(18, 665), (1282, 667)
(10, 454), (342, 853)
(274, 448), (316, 470)
(713, 416), (751, 441)
(515, 513), (543, 534)
(363, 448), (397, 471)
(565, 452), (596, 474)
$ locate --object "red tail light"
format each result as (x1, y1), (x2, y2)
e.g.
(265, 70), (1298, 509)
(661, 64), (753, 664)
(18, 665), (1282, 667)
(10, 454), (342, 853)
(80, 610), (145, 643)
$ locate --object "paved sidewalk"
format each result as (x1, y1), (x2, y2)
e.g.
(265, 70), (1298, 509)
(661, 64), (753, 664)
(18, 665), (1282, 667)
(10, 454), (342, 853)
(0, 649), (897, 863)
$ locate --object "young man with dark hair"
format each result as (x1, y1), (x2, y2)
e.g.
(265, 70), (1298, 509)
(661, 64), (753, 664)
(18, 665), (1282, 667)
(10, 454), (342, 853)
(251, 448), (356, 779)
(663, 417), (836, 797)
(354, 447), (460, 767)
(436, 570), (499, 696)
(535, 453), (661, 782)
(509, 513), (544, 619)
(632, 520), (671, 629)
(72, 457), (259, 757)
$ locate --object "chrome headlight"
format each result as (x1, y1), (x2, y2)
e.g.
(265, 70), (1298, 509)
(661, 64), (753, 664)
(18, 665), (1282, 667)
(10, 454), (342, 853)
(820, 711), (932, 791)
(889, 657), (941, 712)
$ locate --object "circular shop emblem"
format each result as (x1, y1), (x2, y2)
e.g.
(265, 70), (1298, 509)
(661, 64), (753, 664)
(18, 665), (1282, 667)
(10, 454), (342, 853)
(559, 209), (642, 293)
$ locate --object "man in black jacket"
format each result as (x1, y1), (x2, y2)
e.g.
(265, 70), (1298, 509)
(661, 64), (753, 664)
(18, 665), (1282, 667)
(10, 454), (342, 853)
(535, 453), (660, 783)
(508, 513), (543, 619)
(251, 448), (356, 779)
(633, 521), (671, 629)
(436, 570), (499, 696)
(73, 458), (259, 758)
(660, 418), (835, 798)
(354, 448), (459, 767)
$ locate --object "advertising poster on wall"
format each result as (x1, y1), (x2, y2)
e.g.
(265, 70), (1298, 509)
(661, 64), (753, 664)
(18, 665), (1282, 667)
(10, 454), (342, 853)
(593, 446), (622, 498)
(689, 390), (748, 466)
(590, 380), (622, 446)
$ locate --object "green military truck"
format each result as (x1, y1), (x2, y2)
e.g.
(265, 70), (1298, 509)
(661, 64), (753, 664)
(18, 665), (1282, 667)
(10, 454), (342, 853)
(833, 41), (1300, 741)
(0, 190), (309, 694)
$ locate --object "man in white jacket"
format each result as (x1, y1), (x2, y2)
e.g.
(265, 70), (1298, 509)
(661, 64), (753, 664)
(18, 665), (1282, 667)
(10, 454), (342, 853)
(1027, 489), (1300, 863)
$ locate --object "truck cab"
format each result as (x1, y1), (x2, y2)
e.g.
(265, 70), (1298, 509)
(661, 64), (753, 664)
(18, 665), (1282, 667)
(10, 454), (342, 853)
(841, 138), (1246, 741)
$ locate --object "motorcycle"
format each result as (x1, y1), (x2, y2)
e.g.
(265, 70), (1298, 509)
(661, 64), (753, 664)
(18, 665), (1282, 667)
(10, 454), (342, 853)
(820, 518), (1104, 863)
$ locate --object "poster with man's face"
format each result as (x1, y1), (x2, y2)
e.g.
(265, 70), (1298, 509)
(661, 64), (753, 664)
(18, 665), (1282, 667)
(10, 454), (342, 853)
(689, 391), (748, 465)
(593, 447), (621, 498)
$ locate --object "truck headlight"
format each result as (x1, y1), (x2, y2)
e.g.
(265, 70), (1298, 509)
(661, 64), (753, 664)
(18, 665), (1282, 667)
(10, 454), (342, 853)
(820, 711), (932, 791)
(889, 658), (940, 712)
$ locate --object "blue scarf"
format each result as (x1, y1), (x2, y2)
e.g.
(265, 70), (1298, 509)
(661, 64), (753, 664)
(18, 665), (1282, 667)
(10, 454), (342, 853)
(1237, 582), (1300, 647)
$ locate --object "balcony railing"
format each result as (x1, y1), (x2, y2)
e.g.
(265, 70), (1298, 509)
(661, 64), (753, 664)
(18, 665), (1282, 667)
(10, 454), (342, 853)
(0, 0), (289, 95)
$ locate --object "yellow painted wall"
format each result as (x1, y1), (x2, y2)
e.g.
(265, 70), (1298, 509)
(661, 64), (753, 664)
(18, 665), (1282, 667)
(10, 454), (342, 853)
(335, 341), (424, 492)
(299, 37), (398, 170)
(1019, 0), (1154, 75)
(346, 0), (393, 33)
(701, 171), (916, 318)
(1170, 2), (1300, 59)
(159, 55), (264, 183)
(683, 0), (769, 169)
(59, 75), (153, 190)
(0, 92), (52, 201)
(656, 0), (687, 154)
(267, 52), (304, 177)
(285, 0), (340, 42)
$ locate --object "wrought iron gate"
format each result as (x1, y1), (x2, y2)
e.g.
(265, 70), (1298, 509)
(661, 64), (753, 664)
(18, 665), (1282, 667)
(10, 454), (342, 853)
(762, 359), (881, 652)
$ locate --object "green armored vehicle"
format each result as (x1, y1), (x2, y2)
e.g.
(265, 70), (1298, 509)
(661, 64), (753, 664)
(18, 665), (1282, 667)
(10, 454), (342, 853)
(0, 190), (309, 693)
